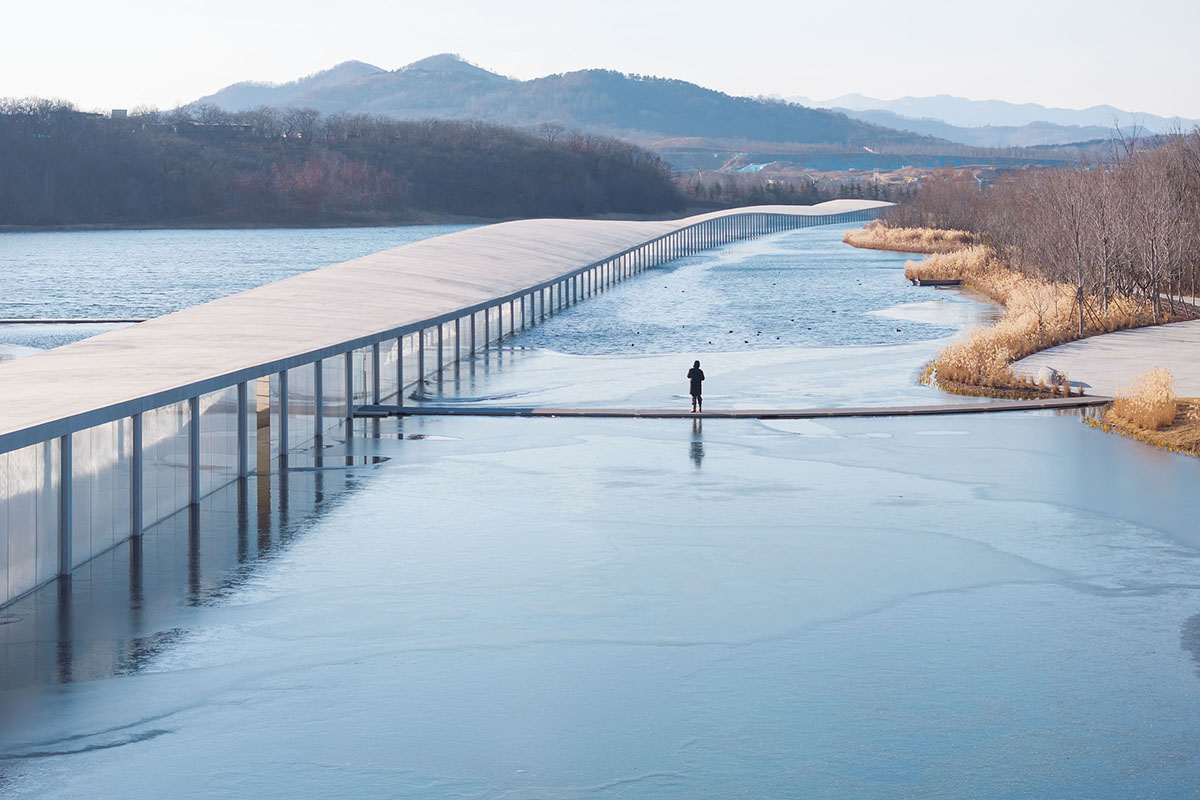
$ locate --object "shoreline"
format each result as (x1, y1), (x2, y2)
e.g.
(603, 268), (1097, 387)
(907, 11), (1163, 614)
(0, 206), (728, 235)
(845, 222), (1200, 456)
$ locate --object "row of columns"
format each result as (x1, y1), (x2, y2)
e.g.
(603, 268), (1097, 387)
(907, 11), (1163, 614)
(42, 210), (878, 584)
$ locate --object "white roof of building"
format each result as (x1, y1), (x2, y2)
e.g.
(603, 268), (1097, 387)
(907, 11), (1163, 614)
(0, 201), (891, 449)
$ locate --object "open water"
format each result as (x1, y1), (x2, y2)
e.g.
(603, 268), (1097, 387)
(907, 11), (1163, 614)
(1, 224), (1198, 798)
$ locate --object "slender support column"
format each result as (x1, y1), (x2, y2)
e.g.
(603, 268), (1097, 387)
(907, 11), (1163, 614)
(371, 342), (381, 404)
(313, 359), (324, 435)
(509, 300), (515, 336)
(344, 351), (354, 419)
(470, 313), (477, 354)
(237, 382), (249, 477)
(276, 372), (288, 466)
(418, 329), (426, 380)
(396, 337), (405, 406)
(455, 317), (461, 359)
(437, 323), (444, 376)
(188, 395), (201, 504)
(58, 434), (72, 577)
(131, 413), (143, 537)
(520, 295), (526, 329)
(483, 308), (490, 349)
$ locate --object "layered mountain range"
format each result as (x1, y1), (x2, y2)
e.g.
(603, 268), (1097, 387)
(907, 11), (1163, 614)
(790, 93), (1197, 148)
(195, 54), (1196, 153)
(193, 54), (936, 149)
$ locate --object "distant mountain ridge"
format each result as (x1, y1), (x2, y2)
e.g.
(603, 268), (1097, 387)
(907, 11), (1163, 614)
(831, 108), (1114, 148)
(193, 55), (936, 148)
(790, 92), (1198, 134)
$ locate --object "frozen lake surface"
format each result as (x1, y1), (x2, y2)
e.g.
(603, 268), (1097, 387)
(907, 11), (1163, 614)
(1, 225), (1199, 798)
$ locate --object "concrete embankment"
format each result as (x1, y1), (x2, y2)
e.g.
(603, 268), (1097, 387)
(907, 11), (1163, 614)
(1012, 320), (1200, 397)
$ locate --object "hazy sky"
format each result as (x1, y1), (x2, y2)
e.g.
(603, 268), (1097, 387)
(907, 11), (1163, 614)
(5, 0), (1199, 117)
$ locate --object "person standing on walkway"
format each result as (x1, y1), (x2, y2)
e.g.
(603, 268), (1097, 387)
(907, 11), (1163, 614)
(687, 360), (705, 413)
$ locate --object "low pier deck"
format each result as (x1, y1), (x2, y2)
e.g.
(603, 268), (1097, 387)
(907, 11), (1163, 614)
(0, 200), (892, 608)
(355, 396), (1111, 420)
(909, 278), (962, 287)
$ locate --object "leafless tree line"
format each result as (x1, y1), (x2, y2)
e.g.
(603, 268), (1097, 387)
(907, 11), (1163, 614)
(888, 132), (1200, 333)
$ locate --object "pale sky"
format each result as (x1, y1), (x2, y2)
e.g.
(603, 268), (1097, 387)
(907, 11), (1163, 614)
(5, 0), (1199, 118)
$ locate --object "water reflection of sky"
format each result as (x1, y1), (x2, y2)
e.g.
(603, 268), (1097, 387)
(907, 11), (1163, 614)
(2, 226), (1199, 798)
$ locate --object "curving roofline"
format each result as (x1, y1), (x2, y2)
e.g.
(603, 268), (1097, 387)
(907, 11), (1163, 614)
(0, 200), (891, 450)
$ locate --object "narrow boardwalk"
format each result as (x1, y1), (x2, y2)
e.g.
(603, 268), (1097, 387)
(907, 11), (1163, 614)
(357, 397), (1109, 420)
(1012, 320), (1200, 396)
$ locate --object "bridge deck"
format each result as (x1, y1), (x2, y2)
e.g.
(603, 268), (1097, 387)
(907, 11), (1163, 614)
(356, 396), (1110, 420)
(0, 200), (889, 449)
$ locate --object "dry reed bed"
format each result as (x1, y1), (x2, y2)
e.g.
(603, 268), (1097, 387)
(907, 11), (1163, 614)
(1089, 397), (1200, 456)
(842, 222), (975, 254)
(1108, 367), (1178, 430)
(841, 224), (1192, 394)
(896, 246), (1181, 392)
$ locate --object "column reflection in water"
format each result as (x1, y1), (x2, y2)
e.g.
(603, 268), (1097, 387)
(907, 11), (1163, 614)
(142, 401), (190, 531)
(0, 449), (365, 695)
(422, 327), (439, 383)
(400, 333), (418, 398)
(268, 374), (283, 462)
(0, 454), (8, 603)
(442, 322), (458, 379)
(286, 366), (316, 453)
(350, 348), (369, 408)
(4, 448), (31, 601)
(358, 347), (374, 409)
(0, 442), (60, 604)
(71, 418), (132, 570)
(198, 386), (240, 499)
(380, 339), (400, 402)
(323, 355), (348, 433)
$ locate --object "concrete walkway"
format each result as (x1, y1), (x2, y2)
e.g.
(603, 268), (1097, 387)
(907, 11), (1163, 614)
(357, 397), (1109, 420)
(1012, 320), (1200, 397)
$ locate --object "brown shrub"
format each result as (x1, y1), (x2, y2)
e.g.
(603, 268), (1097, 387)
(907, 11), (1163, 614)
(1108, 368), (1178, 431)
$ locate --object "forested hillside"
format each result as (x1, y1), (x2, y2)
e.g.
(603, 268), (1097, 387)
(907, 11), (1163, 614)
(0, 100), (685, 227)
(196, 54), (935, 148)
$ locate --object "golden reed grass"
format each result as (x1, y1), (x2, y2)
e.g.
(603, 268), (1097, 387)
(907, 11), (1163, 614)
(842, 221), (975, 254)
(843, 225), (1181, 394)
(1108, 367), (1178, 431)
(904, 247), (1167, 390)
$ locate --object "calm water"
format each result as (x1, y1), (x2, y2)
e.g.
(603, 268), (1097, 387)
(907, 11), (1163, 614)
(1, 224), (1199, 798)
(0, 225), (473, 351)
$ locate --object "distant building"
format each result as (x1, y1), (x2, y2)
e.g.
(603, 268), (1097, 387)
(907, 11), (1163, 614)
(111, 109), (128, 119)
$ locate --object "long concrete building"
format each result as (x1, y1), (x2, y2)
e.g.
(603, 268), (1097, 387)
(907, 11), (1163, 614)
(0, 200), (890, 606)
